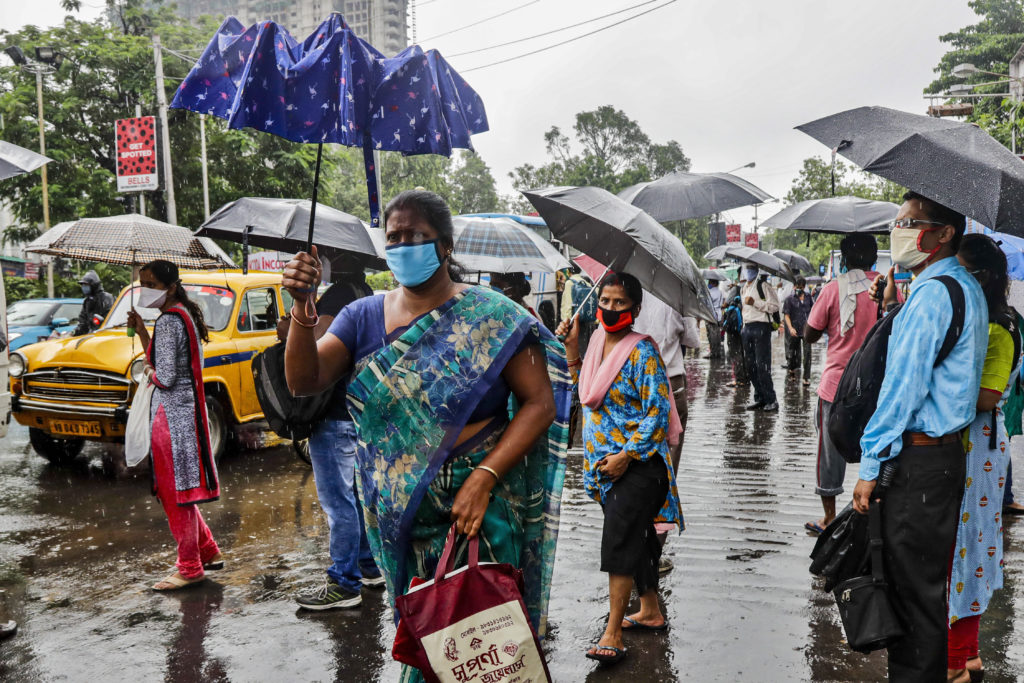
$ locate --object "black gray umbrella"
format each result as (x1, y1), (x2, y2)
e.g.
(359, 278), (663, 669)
(0, 141), (51, 181)
(618, 171), (773, 222)
(523, 186), (716, 322)
(770, 249), (814, 274)
(703, 244), (795, 281)
(796, 106), (1024, 233)
(701, 268), (732, 282)
(198, 197), (384, 270)
(760, 196), (898, 234)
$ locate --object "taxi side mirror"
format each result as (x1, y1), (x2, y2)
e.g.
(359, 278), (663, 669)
(50, 317), (70, 329)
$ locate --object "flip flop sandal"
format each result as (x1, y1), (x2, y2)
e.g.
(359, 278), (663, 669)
(152, 574), (206, 591)
(585, 644), (627, 664)
(804, 521), (826, 535)
(203, 555), (225, 571)
(621, 616), (668, 631)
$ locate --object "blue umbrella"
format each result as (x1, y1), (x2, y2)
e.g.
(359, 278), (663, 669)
(989, 231), (1024, 280)
(170, 13), (488, 246)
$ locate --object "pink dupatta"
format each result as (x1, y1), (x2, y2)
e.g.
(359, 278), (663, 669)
(578, 326), (683, 447)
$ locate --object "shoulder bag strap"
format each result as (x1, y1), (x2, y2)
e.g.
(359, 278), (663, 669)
(869, 500), (885, 585)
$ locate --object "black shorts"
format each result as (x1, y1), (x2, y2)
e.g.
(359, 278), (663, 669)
(600, 456), (669, 594)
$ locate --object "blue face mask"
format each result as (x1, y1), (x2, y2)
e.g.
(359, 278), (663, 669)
(386, 239), (442, 288)
(81, 284), (92, 295)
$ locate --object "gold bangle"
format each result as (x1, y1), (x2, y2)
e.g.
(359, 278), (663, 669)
(475, 465), (500, 482)
(565, 355), (580, 363)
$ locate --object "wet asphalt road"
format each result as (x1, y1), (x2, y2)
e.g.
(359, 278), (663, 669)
(2, 340), (1024, 682)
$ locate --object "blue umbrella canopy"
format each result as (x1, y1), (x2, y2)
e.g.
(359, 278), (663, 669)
(170, 14), (488, 235)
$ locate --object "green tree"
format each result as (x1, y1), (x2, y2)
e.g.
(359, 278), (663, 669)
(925, 0), (1024, 147)
(508, 105), (690, 212)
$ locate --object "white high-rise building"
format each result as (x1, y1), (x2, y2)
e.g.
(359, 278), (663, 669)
(174, 0), (410, 56)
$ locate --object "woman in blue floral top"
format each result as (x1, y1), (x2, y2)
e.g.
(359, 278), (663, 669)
(557, 271), (682, 666)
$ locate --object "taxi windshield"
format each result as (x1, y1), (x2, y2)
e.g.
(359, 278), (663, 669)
(103, 285), (235, 331)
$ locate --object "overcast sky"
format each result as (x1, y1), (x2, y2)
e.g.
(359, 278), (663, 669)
(3, 0), (981, 228)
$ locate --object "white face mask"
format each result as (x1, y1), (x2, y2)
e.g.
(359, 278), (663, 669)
(136, 286), (168, 309)
(890, 226), (940, 270)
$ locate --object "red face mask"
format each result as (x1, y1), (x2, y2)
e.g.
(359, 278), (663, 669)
(597, 306), (634, 332)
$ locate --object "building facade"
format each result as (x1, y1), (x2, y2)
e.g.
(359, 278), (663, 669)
(173, 0), (409, 55)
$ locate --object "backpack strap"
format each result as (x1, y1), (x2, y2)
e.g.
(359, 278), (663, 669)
(932, 275), (966, 368)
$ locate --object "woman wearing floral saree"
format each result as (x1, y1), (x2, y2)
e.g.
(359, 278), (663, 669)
(283, 190), (570, 681)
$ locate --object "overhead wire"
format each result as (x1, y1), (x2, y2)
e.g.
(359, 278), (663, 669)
(420, 0), (541, 42)
(448, 0), (661, 58)
(461, 0), (677, 73)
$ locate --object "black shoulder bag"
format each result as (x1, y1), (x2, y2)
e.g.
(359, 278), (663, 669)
(832, 473), (904, 654)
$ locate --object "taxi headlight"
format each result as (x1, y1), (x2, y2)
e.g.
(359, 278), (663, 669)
(129, 358), (147, 384)
(9, 353), (25, 378)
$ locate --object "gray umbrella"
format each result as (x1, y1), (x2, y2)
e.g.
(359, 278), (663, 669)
(701, 268), (732, 282)
(770, 249), (814, 274)
(760, 196), (898, 234)
(618, 171), (773, 222)
(452, 215), (570, 273)
(198, 197), (384, 269)
(0, 141), (51, 181)
(703, 244), (795, 281)
(523, 186), (716, 323)
(796, 106), (1024, 233)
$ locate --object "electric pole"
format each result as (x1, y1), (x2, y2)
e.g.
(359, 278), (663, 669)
(153, 35), (176, 225)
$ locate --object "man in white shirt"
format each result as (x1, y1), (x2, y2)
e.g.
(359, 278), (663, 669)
(705, 280), (724, 359)
(740, 267), (780, 411)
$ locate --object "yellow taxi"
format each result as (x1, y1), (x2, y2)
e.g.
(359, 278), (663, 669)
(9, 271), (291, 463)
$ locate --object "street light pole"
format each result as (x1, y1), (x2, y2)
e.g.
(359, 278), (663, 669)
(153, 35), (177, 225)
(200, 114), (210, 219)
(34, 69), (53, 296)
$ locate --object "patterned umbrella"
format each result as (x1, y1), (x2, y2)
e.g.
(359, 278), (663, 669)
(170, 13), (488, 245)
(452, 216), (569, 273)
(26, 214), (234, 270)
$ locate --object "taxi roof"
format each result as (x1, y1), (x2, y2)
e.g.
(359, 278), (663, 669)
(125, 269), (283, 290)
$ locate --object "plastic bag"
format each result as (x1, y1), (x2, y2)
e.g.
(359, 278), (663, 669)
(125, 375), (154, 467)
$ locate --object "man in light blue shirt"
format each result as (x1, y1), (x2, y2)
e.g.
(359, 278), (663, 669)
(853, 192), (987, 682)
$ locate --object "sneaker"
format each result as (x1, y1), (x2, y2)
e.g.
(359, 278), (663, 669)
(360, 573), (386, 588)
(296, 581), (362, 611)
(761, 402), (779, 412)
(658, 557), (674, 576)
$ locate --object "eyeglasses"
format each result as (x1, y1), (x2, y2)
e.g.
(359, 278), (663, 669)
(888, 218), (948, 231)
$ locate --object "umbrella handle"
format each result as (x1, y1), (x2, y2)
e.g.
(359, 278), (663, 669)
(305, 143), (324, 254)
(568, 265), (611, 323)
(363, 138), (380, 229)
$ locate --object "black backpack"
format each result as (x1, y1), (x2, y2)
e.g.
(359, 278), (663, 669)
(827, 275), (965, 464)
(252, 342), (333, 442)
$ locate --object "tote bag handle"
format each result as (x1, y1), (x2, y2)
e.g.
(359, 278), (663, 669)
(434, 523), (480, 583)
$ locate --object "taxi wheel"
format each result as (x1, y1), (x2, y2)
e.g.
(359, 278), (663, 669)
(29, 428), (85, 465)
(206, 397), (230, 463)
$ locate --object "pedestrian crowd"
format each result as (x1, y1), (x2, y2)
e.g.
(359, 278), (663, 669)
(17, 188), (1014, 682)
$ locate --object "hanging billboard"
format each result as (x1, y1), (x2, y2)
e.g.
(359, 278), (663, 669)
(115, 116), (158, 192)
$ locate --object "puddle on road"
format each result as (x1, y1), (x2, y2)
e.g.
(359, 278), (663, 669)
(0, 350), (1021, 680)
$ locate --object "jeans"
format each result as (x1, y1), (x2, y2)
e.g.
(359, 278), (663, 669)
(309, 419), (379, 593)
(706, 322), (724, 358)
(741, 321), (776, 405)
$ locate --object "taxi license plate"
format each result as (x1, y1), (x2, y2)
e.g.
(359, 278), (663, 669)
(50, 420), (102, 437)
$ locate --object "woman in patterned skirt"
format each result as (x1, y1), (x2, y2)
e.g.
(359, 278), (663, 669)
(128, 260), (223, 591)
(556, 271), (683, 666)
(947, 235), (1022, 682)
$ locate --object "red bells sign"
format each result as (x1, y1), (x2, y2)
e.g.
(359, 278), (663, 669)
(115, 116), (158, 192)
(725, 224), (742, 243)
(744, 232), (760, 249)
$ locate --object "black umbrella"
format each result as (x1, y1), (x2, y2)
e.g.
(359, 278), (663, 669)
(770, 249), (814, 274)
(618, 171), (773, 222)
(703, 244), (795, 281)
(197, 197), (385, 270)
(760, 196), (897, 234)
(796, 106), (1024, 233)
(523, 186), (716, 322)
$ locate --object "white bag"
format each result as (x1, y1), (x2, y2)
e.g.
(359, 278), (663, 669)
(125, 375), (155, 467)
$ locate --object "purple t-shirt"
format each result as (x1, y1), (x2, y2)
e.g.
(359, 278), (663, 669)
(327, 294), (532, 422)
